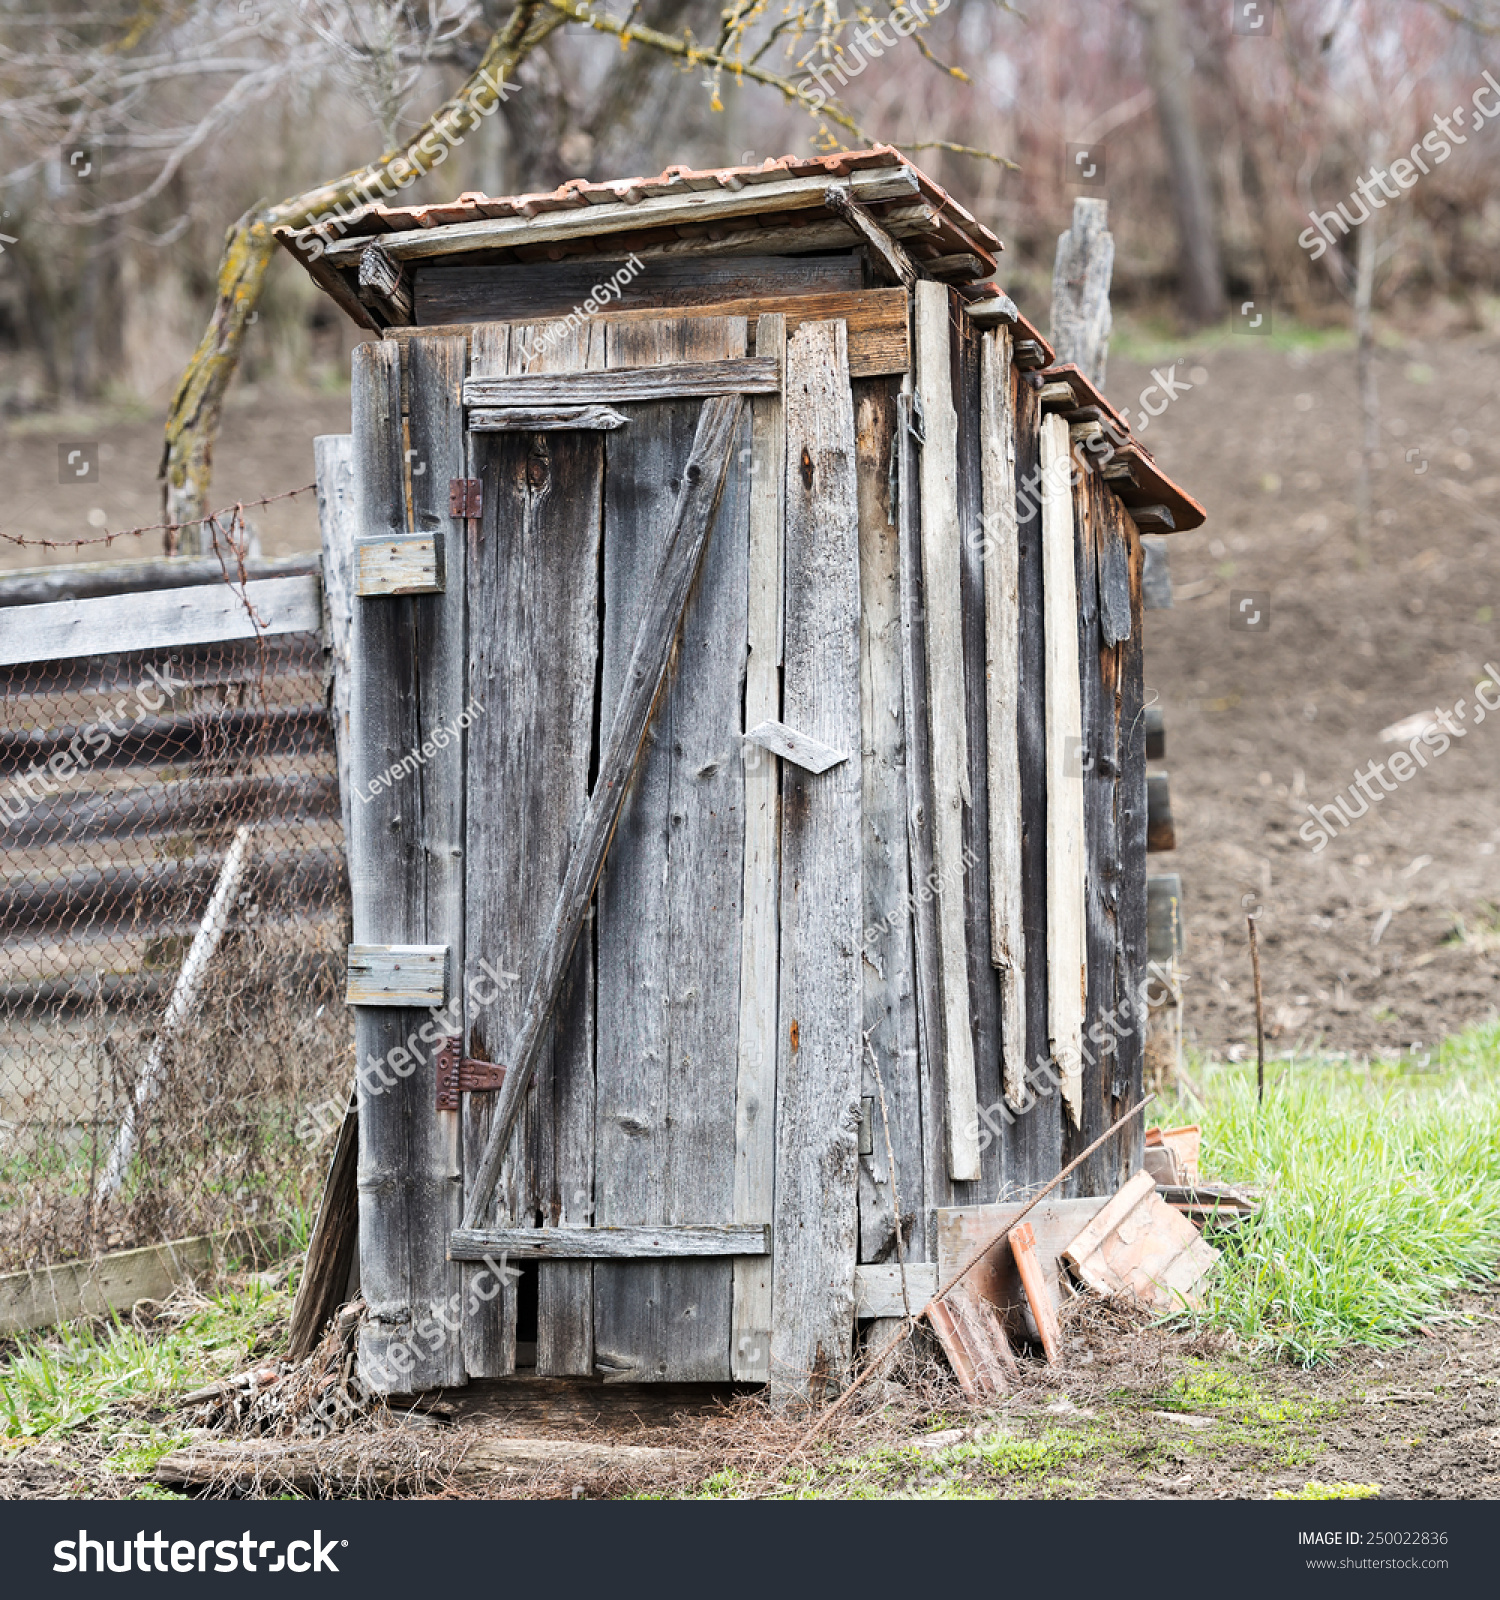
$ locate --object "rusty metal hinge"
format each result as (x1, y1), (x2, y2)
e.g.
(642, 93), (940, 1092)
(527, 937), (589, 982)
(448, 477), (482, 518)
(435, 1038), (508, 1111)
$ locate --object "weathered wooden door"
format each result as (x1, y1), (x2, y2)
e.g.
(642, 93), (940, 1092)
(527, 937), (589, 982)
(347, 310), (864, 1392)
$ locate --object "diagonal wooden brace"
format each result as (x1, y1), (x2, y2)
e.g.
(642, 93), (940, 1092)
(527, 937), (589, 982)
(460, 391), (748, 1230)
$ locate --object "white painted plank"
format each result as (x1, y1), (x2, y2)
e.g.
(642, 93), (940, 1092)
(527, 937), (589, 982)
(914, 280), (979, 1182)
(0, 574), (322, 667)
(979, 330), (1027, 1109)
(1041, 413), (1086, 1128)
(732, 313), (785, 1383)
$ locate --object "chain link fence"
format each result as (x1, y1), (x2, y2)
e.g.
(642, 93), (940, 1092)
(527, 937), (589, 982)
(0, 625), (353, 1276)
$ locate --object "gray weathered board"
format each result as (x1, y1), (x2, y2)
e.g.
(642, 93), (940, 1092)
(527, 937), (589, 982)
(770, 318), (863, 1405)
(449, 1225), (769, 1260)
(345, 943), (448, 1006)
(0, 574), (322, 667)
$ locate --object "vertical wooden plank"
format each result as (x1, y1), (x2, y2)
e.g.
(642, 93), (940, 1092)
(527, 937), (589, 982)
(593, 316), (749, 1382)
(732, 313), (785, 1381)
(350, 337), (465, 1393)
(1065, 465), (1118, 1191)
(1114, 498), (1149, 1189)
(855, 376), (925, 1267)
(913, 279), (979, 1183)
(954, 303), (1006, 1200)
(896, 378), (955, 1222)
(461, 317), (603, 1378)
(1040, 413), (1086, 1130)
(1012, 378), (1062, 1190)
(771, 319), (863, 1403)
(979, 333), (1027, 1112)
(314, 433), (357, 875)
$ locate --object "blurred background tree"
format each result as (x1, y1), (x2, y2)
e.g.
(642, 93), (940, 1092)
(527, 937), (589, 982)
(3, 0), (1500, 543)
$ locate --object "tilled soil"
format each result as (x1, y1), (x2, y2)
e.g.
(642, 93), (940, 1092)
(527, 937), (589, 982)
(1118, 324), (1500, 1060)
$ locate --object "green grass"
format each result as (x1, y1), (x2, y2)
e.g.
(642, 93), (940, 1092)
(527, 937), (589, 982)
(0, 1277), (288, 1445)
(1166, 1020), (1500, 1363)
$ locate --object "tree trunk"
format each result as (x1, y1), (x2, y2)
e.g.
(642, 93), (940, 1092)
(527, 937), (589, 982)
(1133, 0), (1223, 326)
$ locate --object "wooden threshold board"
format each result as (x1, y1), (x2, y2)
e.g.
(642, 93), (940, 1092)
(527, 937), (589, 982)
(387, 288), (911, 380)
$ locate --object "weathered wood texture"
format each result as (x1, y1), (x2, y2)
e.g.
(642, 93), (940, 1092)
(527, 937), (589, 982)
(0, 575), (322, 668)
(463, 358), (777, 408)
(449, 1225), (769, 1260)
(414, 252), (862, 325)
(744, 718), (846, 774)
(323, 166), (921, 262)
(287, 1096), (359, 1361)
(913, 280), (979, 1182)
(1061, 463), (1147, 1194)
(771, 319), (864, 1405)
(1010, 375), (1064, 1186)
(461, 317), (603, 1380)
(592, 317), (751, 1383)
(354, 534), (442, 597)
(345, 944), (448, 1006)
(853, 1261), (937, 1318)
(953, 297), (1008, 1200)
(1049, 198), (1114, 389)
(979, 332), (1027, 1111)
(732, 313), (784, 1383)
(468, 405), (628, 432)
(350, 336), (466, 1394)
(315, 433), (357, 875)
(1040, 413), (1086, 1131)
(855, 378), (925, 1267)
(895, 378), (954, 1221)
(406, 282), (910, 379)
(0, 550), (317, 608)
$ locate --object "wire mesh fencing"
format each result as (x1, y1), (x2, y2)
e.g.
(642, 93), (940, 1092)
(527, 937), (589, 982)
(0, 626), (353, 1277)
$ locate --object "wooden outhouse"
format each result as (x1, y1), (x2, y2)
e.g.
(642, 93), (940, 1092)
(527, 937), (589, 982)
(285, 147), (1205, 1401)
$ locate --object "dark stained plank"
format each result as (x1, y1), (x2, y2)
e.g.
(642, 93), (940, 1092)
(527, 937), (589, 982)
(854, 377), (925, 1267)
(954, 300), (1007, 1202)
(414, 253), (862, 325)
(895, 379), (952, 1222)
(770, 319), (864, 1405)
(1010, 376), (1063, 1192)
(591, 316), (751, 1382)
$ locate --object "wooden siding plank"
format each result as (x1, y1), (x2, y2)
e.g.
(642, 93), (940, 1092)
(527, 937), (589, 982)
(468, 405), (629, 432)
(460, 317), (603, 1380)
(954, 300), (1007, 1199)
(450, 1225), (768, 1260)
(463, 358), (777, 408)
(852, 1262), (938, 1319)
(895, 378), (953, 1221)
(0, 575), (321, 668)
(855, 378), (926, 1267)
(743, 718), (847, 774)
(732, 313), (785, 1383)
(354, 534), (442, 596)
(1041, 414), (1086, 1130)
(350, 337), (466, 1393)
(913, 280), (979, 1182)
(593, 316), (750, 1383)
(770, 319), (863, 1405)
(979, 331), (1027, 1111)
(1011, 377), (1064, 1188)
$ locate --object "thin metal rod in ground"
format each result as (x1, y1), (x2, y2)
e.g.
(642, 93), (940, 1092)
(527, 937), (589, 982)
(1248, 913), (1266, 1105)
(790, 1094), (1154, 1456)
